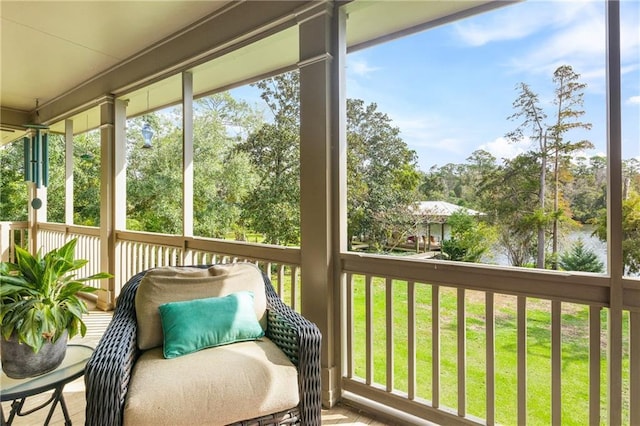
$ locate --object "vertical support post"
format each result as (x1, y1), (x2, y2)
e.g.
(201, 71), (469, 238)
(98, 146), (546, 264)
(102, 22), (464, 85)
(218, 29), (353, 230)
(486, 292), (496, 426)
(299, 2), (339, 407)
(182, 71), (194, 264)
(457, 288), (466, 417)
(97, 96), (115, 310)
(65, 120), (74, 225)
(0, 222), (9, 262)
(606, 1), (623, 424)
(114, 99), (128, 297)
(332, 3), (348, 408)
(517, 296), (527, 425)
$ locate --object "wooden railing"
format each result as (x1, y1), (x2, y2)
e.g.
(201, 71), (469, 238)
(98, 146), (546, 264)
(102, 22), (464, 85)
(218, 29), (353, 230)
(37, 223), (102, 291)
(114, 230), (302, 308)
(0, 221), (29, 262)
(29, 225), (302, 307)
(341, 252), (640, 425)
(4, 222), (638, 425)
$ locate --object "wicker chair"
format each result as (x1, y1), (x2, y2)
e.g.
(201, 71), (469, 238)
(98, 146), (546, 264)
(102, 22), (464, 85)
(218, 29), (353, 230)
(84, 265), (322, 426)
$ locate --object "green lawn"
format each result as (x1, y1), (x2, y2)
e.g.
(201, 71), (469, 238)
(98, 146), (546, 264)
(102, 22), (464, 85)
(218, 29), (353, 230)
(348, 276), (631, 425)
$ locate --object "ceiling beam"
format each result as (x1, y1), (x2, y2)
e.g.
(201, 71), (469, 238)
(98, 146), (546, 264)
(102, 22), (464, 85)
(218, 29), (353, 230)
(33, 0), (311, 126)
(0, 107), (31, 129)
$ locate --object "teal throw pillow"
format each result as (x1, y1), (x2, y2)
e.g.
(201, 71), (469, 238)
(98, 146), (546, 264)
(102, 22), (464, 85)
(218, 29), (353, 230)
(158, 291), (265, 359)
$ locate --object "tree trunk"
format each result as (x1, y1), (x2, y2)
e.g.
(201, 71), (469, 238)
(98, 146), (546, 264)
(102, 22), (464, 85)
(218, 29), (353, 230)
(552, 149), (560, 269)
(537, 150), (546, 269)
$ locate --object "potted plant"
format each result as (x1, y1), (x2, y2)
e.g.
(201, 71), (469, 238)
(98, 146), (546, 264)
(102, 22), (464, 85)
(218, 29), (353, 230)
(0, 238), (112, 378)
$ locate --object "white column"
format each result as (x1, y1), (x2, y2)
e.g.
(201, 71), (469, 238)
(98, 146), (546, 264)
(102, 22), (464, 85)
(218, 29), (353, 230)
(298, 2), (344, 408)
(332, 4), (348, 409)
(64, 120), (74, 225)
(182, 71), (194, 264)
(97, 96), (116, 310)
(113, 99), (128, 297)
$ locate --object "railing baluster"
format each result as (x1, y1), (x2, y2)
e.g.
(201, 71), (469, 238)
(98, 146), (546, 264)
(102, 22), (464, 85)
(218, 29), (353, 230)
(277, 263), (284, 298)
(486, 292), (495, 426)
(552, 300), (561, 425)
(408, 280), (416, 400)
(291, 266), (299, 311)
(346, 272), (354, 379)
(366, 275), (373, 385)
(458, 288), (466, 417)
(432, 284), (440, 408)
(386, 278), (394, 392)
(630, 311), (639, 425)
(144, 244), (150, 270)
(518, 296), (527, 425)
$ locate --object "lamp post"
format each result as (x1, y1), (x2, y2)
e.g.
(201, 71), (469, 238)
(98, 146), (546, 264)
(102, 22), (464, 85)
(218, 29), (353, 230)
(141, 122), (154, 148)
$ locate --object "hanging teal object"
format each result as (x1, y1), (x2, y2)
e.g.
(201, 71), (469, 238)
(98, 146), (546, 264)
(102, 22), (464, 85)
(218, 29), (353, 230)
(23, 136), (31, 182)
(42, 132), (49, 187)
(23, 124), (49, 188)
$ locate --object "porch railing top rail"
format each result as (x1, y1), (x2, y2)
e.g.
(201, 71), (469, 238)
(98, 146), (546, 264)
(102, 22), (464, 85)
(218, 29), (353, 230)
(341, 251), (640, 312)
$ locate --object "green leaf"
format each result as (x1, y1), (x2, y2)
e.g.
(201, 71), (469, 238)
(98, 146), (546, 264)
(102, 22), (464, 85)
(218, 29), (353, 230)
(1, 238), (112, 352)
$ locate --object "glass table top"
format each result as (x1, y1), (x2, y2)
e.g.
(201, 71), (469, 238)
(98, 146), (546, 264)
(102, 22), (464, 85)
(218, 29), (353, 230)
(1, 344), (94, 400)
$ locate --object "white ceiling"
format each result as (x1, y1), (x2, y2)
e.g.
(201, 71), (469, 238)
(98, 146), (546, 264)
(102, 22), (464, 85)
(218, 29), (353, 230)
(0, 0), (231, 113)
(1, 0), (506, 145)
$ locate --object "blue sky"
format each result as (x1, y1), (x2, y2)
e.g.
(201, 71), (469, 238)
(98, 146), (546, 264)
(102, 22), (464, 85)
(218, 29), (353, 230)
(346, 0), (640, 171)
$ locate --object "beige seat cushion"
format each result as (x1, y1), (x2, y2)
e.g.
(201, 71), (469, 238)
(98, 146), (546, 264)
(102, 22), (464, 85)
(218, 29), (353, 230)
(135, 263), (267, 350)
(123, 338), (299, 426)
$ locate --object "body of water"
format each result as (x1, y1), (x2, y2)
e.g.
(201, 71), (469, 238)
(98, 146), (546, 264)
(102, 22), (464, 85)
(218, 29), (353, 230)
(482, 224), (608, 271)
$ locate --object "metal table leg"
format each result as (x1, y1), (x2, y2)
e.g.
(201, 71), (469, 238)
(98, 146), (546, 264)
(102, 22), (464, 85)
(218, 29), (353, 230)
(3, 384), (72, 426)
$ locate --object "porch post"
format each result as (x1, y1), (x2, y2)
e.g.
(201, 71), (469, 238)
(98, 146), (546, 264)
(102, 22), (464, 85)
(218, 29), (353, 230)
(182, 71), (194, 264)
(97, 96), (116, 310)
(0, 223), (9, 262)
(298, 2), (343, 407)
(331, 4), (348, 409)
(605, 1), (623, 423)
(113, 99), (127, 298)
(64, 120), (74, 225)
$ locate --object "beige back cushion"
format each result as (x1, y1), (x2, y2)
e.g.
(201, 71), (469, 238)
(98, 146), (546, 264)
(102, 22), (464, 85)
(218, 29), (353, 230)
(135, 262), (267, 351)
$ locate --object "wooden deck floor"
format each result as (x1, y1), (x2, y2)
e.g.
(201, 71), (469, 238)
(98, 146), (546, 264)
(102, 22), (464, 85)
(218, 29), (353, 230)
(2, 309), (386, 425)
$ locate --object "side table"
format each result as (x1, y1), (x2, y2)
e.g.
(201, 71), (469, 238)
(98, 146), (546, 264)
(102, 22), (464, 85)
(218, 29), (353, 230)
(1, 344), (94, 426)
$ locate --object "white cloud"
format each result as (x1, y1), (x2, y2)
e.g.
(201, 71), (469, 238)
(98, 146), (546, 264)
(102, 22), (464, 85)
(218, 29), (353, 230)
(347, 57), (380, 77)
(456, 1), (612, 92)
(479, 136), (527, 163)
(628, 95), (640, 105)
(453, 1), (593, 47)
(393, 114), (464, 150)
(507, 10), (605, 76)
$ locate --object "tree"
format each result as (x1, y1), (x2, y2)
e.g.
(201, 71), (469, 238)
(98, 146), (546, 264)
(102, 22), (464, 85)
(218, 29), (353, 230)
(71, 131), (103, 226)
(594, 191), (640, 275)
(481, 153), (540, 267)
(507, 65), (592, 269)
(548, 65), (593, 268)
(419, 166), (446, 201)
(558, 239), (604, 273)
(238, 72), (301, 245)
(192, 93), (260, 239)
(462, 150), (498, 208)
(567, 155), (606, 223)
(507, 82), (548, 268)
(43, 134), (66, 224)
(346, 99), (421, 249)
(440, 211), (494, 263)
(0, 140), (28, 221)
(128, 116), (184, 234)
